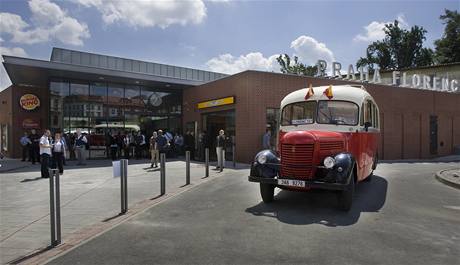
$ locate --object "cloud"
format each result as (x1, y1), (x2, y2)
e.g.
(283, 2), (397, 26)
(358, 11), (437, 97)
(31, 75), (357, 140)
(290, 36), (335, 65)
(0, 0), (90, 46)
(206, 52), (279, 74)
(354, 14), (408, 42)
(206, 35), (335, 74)
(0, 44), (28, 91)
(76, 0), (207, 28)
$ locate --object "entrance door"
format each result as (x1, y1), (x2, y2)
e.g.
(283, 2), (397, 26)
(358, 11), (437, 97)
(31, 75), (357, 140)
(203, 110), (235, 160)
(430, 115), (438, 155)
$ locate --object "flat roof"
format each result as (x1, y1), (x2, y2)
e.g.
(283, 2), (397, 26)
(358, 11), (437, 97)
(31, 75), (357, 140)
(2, 47), (227, 89)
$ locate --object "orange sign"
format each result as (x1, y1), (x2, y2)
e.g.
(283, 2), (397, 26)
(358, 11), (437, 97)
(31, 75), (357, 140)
(19, 94), (40, 110)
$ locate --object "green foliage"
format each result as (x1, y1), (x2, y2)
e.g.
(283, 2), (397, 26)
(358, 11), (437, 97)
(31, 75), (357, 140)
(357, 20), (434, 70)
(276, 54), (317, 76)
(434, 9), (460, 63)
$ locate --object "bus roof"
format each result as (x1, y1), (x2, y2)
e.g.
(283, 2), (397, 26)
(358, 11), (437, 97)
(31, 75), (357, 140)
(281, 85), (375, 108)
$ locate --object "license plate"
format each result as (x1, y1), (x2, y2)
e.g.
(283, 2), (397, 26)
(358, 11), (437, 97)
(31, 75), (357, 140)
(277, 178), (305, 188)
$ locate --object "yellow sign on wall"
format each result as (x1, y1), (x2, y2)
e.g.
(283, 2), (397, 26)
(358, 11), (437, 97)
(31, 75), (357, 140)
(197, 96), (235, 109)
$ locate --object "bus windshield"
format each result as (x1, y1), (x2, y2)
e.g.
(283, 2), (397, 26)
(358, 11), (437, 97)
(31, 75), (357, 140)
(281, 101), (317, 126)
(281, 100), (359, 126)
(317, 100), (359, 125)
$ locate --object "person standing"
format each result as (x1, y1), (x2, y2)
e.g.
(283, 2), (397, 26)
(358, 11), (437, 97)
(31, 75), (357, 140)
(134, 131), (142, 159)
(201, 131), (210, 161)
(262, 129), (272, 150)
(74, 129), (87, 165)
(68, 133), (76, 160)
(174, 133), (184, 156)
(20, 132), (31, 162)
(156, 130), (169, 158)
(61, 133), (68, 165)
(109, 132), (118, 161)
(139, 131), (146, 158)
(29, 129), (40, 164)
(116, 132), (123, 158)
(39, 130), (52, 178)
(51, 132), (66, 174)
(150, 131), (159, 168)
(123, 132), (131, 159)
(216, 129), (226, 171)
(184, 131), (195, 160)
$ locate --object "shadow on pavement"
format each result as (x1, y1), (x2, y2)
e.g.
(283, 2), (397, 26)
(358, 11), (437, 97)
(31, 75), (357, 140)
(2, 158), (249, 174)
(245, 175), (388, 227)
(20, 177), (43, 182)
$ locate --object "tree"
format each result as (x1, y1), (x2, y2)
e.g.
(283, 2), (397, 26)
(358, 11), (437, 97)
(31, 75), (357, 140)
(276, 54), (317, 76)
(434, 9), (460, 64)
(357, 20), (434, 71)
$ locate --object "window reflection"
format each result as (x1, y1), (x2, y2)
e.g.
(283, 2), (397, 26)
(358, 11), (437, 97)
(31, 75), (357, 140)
(89, 82), (107, 128)
(69, 82), (90, 132)
(49, 80), (183, 153)
(50, 80), (69, 132)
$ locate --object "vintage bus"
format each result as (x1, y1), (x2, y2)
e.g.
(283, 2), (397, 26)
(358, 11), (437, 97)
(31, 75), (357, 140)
(248, 85), (380, 211)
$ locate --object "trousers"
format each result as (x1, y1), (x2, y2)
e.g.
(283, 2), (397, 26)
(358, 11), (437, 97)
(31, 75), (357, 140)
(216, 147), (225, 169)
(75, 146), (86, 165)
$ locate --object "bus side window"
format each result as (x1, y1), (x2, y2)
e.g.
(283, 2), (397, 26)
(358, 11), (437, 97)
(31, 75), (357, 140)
(365, 100), (372, 125)
(372, 102), (379, 129)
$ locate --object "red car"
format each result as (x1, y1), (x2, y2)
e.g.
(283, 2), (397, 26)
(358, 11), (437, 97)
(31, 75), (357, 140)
(249, 85), (380, 211)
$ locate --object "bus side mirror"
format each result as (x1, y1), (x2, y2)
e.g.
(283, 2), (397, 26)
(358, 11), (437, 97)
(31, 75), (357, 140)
(364, 122), (372, 132)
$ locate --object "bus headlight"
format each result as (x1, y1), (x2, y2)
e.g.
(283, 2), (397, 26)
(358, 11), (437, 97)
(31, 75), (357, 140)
(323, 156), (335, 169)
(257, 154), (267, 164)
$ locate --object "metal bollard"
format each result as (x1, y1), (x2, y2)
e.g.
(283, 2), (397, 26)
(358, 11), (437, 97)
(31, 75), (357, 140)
(120, 159), (128, 214)
(185, 151), (190, 185)
(205, 148), (209, 178)
(232, 144), (236, 168)
(160, 153), (166, 195)
(48, 168), (61, 247)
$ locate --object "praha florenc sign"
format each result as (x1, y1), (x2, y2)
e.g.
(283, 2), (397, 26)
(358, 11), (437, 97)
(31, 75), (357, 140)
(316, 60), (459, 93)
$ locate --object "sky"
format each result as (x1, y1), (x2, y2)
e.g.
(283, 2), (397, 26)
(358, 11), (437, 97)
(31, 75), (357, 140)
(0, 0), (458, 90)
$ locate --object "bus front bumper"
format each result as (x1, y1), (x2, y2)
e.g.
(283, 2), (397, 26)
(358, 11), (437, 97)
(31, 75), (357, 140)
(248, 175), (350, 191)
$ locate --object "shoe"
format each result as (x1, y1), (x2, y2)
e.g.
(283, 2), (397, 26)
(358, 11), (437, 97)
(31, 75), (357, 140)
(150, 164), (153, 168)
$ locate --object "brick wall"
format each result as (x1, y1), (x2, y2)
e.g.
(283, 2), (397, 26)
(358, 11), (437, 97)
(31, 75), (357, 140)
(183, 71), (460, 162)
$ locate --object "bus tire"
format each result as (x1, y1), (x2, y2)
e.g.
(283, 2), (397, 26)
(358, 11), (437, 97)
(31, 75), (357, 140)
(260, 183), (274, 203)
(337, 172), (354, 211)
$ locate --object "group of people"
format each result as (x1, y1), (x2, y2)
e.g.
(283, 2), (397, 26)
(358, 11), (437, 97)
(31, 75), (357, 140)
(105, 130), (197, 162)
(19, 128), (88, 178)
(147, 130), (199, 168)
(19, 127), (233, 178)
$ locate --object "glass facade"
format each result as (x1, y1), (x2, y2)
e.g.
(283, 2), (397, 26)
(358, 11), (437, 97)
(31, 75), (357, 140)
(266, 108), (280, 149)
(49, 79), (182, 158)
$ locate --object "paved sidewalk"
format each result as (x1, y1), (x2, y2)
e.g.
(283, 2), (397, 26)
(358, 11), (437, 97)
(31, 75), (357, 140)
(0, 159), (32, 173)
(435, 168), (460, 189)
(0, 158), (244, 264)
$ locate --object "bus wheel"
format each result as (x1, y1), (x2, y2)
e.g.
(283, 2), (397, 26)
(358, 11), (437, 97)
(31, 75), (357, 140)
(260, 183), (274, 203)
(337, 172), (354, 211)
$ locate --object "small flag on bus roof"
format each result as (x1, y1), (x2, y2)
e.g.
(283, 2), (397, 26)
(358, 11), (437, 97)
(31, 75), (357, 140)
(323, 85), (333, 99)
(305, 84), (314, 100)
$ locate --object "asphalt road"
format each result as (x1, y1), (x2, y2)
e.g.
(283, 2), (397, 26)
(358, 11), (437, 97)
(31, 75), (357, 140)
(47, 162), (460, 265)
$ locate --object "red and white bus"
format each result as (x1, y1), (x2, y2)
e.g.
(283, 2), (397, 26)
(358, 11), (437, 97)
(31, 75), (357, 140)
(249, 85), (380, 211)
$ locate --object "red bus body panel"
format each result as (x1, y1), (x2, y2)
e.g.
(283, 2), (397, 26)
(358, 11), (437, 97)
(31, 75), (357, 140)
(279, 130), (379, 183)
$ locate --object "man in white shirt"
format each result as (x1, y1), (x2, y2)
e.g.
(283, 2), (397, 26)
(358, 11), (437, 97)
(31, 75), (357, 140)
(39, 129), (52, 178)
